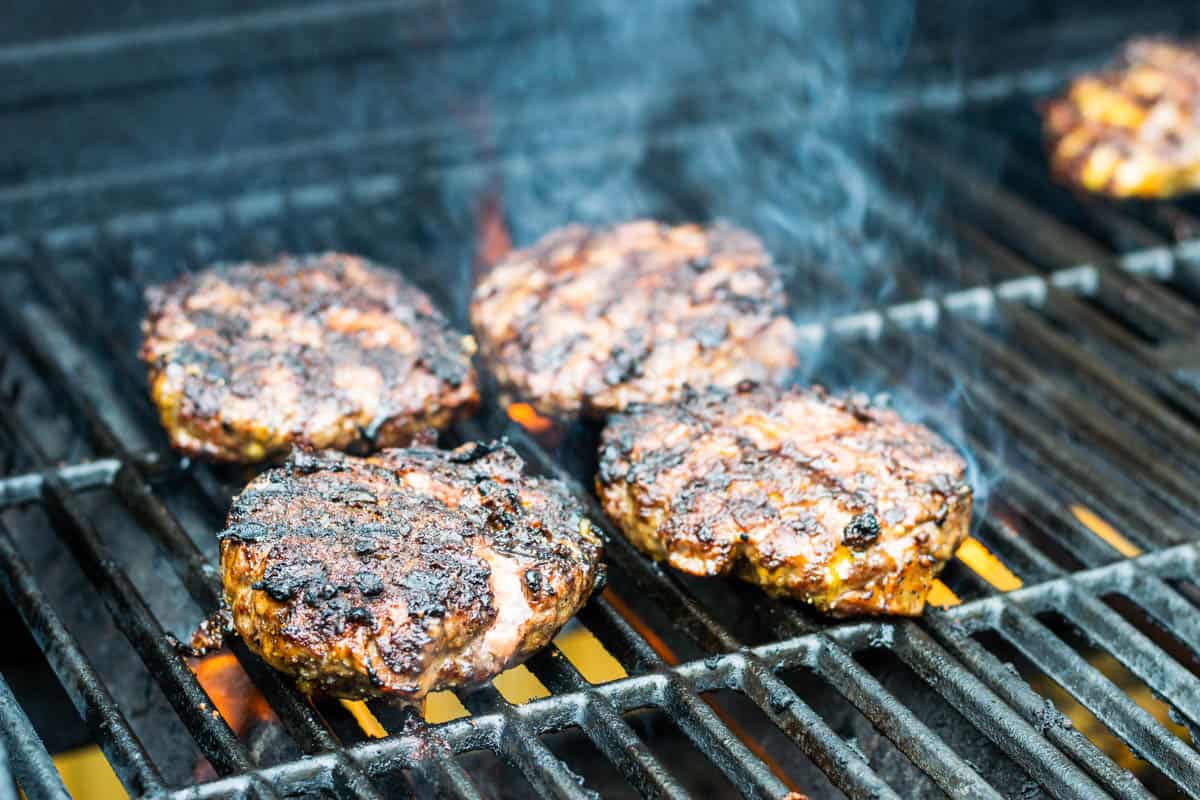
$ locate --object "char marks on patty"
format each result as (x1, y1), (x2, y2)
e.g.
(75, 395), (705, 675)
(470, 220), (798, 416)
(219, 443), (604, 701)
(597, 384), (972, 616)
(141, 252), (479, 462)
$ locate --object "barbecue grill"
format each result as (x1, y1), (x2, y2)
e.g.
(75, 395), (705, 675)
(5, 2), (1200, 798)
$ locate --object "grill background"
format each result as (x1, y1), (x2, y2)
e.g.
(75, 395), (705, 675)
(4, 2), (1200, 798)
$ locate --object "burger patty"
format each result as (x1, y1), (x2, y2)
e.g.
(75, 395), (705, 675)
(470, 220), (799, 417)
(140, 253), (479, 462)
(218, 442), (604, 701)
(596, 384), (972, 617)
(1043, 38), (1200, 198)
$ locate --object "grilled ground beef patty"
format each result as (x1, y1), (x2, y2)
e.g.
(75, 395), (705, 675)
(597, 384), (972, 616)
(141, 253), (479, 462)
(470, 220), (799, 416)
(1044, 38), (1200, 198)
(219, 443), (604, 701)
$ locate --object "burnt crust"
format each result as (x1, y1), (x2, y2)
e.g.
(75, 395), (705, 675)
(220, 443), (604, 701)
(140, 252), (479, 462)
(1043, 38), (1200, 198)
(469, 220), (799, 416)
(596, 384), (972, 617)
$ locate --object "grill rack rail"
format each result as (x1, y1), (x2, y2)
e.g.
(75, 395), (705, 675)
(3, 96), (1200, 799)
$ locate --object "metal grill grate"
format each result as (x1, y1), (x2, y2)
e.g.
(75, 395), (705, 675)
(3, 78), (1200, 799)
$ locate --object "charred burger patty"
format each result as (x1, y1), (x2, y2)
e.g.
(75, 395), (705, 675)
(1044, 38), (1200, 198)
(219, 443), (604, 701)
(470, 220), (799, 416)
(140, 252), (479, 462)
(597, 384), (972, 616)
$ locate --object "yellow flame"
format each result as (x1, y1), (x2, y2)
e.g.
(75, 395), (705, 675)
(339, 699), (387, 739)
(1070, 505), (1142, 557)
(554, 620), (627, 683)
(492, 665), (550, 704)
(926, 580), (961, 608)
(53, 746), (126, 800)
(956, 537), (1023, 591)
(424, 691), (471, 724)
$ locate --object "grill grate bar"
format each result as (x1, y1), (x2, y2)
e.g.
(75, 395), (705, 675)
(857, 323), (1187, 552)
(1056, 587), (1200, 730)
(576, 595), (820, 799)
(458, 684), (596, 800)
(497, 712), (595, 800)
(575, 599), (674, 682)
(809, 638), (1003, 800)
(0, 673), (70, 800)
(993, 602), (1200, 797)
(37, 475), (262, 780)
(844, 336), (1128, 571)
(888, 621), (1115, 800)
(164, 751), (338, 800)
(525, 648), (691, 800)
(944, 314), (1200, 500)
(1089, 264), (1198, 342)
(921, 610), (1155, 800)
(576, 597), (799, 800)
(735, 656), (903, 800)
(402, 743), (483, 800)
(577, 698), (690, 800)
(1124, 571), (1200, 661)
(995, 300), (1200, 462)
(658, 676), (794, 800)
(0, 518), (165, 796)
(928, 323), (1193, 541)
(974, 512), (1068, 581)
(0, 460), (120, 509)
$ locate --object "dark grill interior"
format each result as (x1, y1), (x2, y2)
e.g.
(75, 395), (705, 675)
(6, 3), (1200, 798)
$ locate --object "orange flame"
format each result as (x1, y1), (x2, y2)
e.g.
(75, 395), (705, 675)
(956, 537), (1023, 592)
(189, 650), (279, 782)
(190, 651), (276, 736)
(507, 402), (555, 435)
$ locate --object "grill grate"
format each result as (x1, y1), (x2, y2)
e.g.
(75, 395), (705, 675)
(4, 78), (1200, 799)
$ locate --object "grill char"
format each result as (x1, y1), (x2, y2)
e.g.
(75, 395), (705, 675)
(218, 443), (604, 701)
(140, 252), (479, 462)
(597, 384), (972, 617)
(470, 220), (799, 417)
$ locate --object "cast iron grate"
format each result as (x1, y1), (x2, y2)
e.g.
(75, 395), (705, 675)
(4, 86), (1200, 799)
